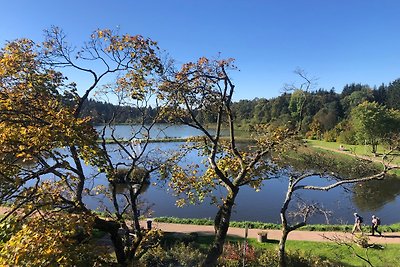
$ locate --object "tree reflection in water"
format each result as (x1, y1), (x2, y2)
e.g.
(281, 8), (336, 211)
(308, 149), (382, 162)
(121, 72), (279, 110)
(352, 175), (400, 211)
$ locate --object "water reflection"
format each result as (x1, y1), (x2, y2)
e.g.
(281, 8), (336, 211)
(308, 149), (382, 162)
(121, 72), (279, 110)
(96, 126), (400, 224)
(15, 125), (399, 224)
(352, 175), (400, 212)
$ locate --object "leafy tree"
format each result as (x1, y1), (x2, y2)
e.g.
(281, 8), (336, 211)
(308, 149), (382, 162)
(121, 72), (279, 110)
(285, 69), (319, 131)
(385, 79), (400, 110)
(0, 27), (168, 266)
(232, 99), (255, 123)
(384, 108), (400, 148)
(313, 102), (340, 132)
(275, 147), (395, 267)
(341, 83), (369, 98)
(0, 211), (111, 266)
(270, 93), (291, 120)
(288, 89), (307, 129)
(160, 57), (292, 266)
(373, 83), (387, 105)
(351, 101), (390, 155)
(251, 98), (272, 123)
(306, 118), (323, 139)
(341, 87), (374, 117)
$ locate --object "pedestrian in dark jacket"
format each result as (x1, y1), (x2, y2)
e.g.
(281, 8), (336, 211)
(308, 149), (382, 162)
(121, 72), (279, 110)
(371, 215), (382, 236)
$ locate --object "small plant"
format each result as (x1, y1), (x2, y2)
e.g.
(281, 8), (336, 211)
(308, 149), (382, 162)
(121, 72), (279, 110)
(220, 242), (257, 266)
(140, 242), (204, 266)
(353, 233), (369, 248)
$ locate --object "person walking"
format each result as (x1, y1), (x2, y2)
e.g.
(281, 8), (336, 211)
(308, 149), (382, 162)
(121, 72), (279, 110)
(371, 215), (382, 236)
(352, 213), (363, 234)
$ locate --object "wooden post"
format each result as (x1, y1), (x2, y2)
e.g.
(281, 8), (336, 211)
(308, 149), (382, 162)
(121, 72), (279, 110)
(243, 224), (248, 267)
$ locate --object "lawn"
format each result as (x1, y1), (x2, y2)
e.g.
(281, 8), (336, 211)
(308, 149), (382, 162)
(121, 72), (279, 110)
(191, 234), (400, 266)
(306, 139), (400, 173)
(283, 240), (400, 267)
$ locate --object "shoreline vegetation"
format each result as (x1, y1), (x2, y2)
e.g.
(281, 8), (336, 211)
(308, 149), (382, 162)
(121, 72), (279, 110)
(153, 217), (400, 233)
(306, 139), (400, 176)
(101, 135), (400, 177)
(97, 135), (253, 144)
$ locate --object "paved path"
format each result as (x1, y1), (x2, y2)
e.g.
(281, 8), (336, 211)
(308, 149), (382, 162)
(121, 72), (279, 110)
(143, 221), (400, 244)
(2, 207), (399, 244)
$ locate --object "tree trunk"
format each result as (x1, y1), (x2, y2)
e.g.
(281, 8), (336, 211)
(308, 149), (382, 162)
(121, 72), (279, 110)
(279, 229), (289, 267)
(94, 217), (127, 266)
(202, 191), (237, 267)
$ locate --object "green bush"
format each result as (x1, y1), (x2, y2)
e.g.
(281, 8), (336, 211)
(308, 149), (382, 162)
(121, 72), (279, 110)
(323, 129), (337, 142)
(337, 130), (357, 145)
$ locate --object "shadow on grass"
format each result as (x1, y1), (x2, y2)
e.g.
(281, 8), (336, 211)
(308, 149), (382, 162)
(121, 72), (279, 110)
(162, 232), (280, 250)
(262, 239), (279, 244)
(367, 244), (385, 250)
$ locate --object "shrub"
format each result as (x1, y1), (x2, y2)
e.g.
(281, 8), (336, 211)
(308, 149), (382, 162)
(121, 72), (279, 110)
(337, 130), (357, 145)
(140, 242), (204, 266)
(353, 233), (369, 248)
(323, 130), (337, 142)
(219, 245), (339, 267)
(219, 242), (259, 267)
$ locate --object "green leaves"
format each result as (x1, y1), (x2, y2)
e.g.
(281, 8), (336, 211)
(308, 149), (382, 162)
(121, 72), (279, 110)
(351, 101), (391, 153)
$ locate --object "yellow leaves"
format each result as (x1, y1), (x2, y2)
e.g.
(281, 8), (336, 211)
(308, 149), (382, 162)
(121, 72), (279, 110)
(0, 212), (105, 266)
(0, 65), (103, 165)
(176, 198), (186, 207)
(0, 39), (39, 82)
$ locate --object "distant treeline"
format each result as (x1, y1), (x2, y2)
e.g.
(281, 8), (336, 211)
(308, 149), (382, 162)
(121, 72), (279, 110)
(80, 99), (160, 124)
(232, 80), (400, 131)
(80, 79), (400, 136)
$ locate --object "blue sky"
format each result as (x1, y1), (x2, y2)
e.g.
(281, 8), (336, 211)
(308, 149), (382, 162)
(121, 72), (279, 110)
(2, 0), (400, 101)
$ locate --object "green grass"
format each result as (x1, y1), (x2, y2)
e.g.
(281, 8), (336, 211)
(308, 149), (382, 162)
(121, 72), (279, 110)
(283, 240), (400, 267)
(307, 139), (400, 165)
(165, 232), (400, 266)
(307, 139), (400, 176)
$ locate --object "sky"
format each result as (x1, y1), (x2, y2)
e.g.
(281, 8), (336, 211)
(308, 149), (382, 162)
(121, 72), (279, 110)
(1, 0), (400, 101)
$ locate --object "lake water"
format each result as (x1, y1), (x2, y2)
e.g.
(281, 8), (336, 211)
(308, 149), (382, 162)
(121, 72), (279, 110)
(90, 125), (400, 225)
(95, 124), (229, 139)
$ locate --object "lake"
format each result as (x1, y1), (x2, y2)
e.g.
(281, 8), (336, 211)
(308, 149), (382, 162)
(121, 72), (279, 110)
(90, 125), (400, 225)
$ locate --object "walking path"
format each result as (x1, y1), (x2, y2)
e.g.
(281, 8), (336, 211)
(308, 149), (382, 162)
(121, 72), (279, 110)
(2, 207), (399, 244)
(144, 221), (400, 244)
(312, 145), (400, 169)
